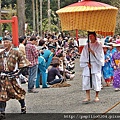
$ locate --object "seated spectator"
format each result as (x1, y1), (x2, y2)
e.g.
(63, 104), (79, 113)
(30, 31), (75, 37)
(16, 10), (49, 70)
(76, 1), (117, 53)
(47, 63), (63, 85)
(57, 53), (75, 80)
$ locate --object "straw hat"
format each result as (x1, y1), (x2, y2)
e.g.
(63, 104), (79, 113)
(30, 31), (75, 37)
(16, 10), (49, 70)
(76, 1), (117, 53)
(102, 45), (110, 48)
(106, 42), (114, 46)
(112, 43), (120, 47)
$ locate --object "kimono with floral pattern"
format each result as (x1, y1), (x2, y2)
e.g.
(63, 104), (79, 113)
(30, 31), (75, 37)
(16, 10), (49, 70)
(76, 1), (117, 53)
(112, 51), (120, 88)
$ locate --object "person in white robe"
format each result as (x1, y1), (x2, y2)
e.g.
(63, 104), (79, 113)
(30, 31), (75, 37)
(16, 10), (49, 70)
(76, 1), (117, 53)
(80, 32), (104, 102)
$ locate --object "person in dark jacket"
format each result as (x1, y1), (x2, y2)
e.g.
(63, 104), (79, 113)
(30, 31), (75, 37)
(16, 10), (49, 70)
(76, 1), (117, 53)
(47, 63), (63, 85)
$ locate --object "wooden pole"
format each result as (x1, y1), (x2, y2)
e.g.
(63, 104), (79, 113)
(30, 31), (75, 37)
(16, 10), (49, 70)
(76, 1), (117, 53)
(12, 16), (19, 47)
(88, 32), (92, 88)
(36, 0), (39, 35)
(76, 29), (78, 41)
(32, 0), (36, 32)
(17, 0), (25, 36)
(58, 0), (60, 31)
(48, 0), (51, 32)
(40, 0), (42, 37)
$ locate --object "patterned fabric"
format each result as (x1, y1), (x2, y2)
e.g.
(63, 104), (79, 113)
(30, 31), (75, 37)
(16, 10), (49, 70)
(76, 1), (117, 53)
(112, 51), (120, 88)
(102, 52), (111, 79)
(0, 49), (30, 72)
(19, 43), (26, 58)
(25, 41), (39, 67)
(0, 77), (26, 101)
(0, 48), (30, 101)
(107, 48), (116, 77)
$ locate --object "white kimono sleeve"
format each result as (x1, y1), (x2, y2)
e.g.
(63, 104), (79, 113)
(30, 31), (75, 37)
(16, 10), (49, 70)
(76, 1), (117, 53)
(92, 43), (104, 66)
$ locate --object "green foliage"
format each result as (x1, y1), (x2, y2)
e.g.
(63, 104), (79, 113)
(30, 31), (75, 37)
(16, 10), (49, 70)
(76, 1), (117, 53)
(25, 0), (32, 30)
(1, 0), (16, 8)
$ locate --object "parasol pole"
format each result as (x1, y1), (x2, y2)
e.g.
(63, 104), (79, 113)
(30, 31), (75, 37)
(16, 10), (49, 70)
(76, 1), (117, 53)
(88, 31), (92, 88)
(76, 29), (78, 41)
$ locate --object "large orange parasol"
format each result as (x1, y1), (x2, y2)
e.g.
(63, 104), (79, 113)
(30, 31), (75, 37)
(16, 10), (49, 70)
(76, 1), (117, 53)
(56, 0), (118, 36)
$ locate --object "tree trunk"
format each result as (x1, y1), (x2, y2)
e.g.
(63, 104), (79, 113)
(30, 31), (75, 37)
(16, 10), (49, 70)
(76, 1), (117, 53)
(36, 0), (39, 35)
(58, 0), (60, 31)
(32, 0), (36, 33)
(0, 0), (2, 36)
(40, 0), (42, 37)
(48, 0), (51, 32)
(58, 0), (60, 9)
(17, 0), (25, 36)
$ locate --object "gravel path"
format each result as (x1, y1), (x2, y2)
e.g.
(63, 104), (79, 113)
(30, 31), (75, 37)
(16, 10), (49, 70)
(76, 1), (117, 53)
(5, 58), (120, 119)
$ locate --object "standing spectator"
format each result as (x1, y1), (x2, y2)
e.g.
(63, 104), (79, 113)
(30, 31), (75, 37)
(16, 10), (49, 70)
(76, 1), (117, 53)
(19, 36), (26, 58)
(112, 43), (120, 91)
(0, 37), (30, 118)
(80, 32), (104, 102)
(19, 36), (28, 83)
(25, 36), (39, 93)
(36, 42), (55, 88)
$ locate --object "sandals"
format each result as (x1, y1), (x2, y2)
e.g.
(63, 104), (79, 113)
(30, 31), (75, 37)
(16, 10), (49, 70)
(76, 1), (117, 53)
(82, 97), (100, 103)
(94, 97), (100, 102)
(82, 98), (90, 103)
(21, 106), (26, 114)
(115, 88), (120, 92)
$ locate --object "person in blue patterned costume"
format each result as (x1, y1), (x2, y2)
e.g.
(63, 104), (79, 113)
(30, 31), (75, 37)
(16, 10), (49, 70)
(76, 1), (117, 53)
(106, 43), (116, 83)
(102, 45), (111, 87)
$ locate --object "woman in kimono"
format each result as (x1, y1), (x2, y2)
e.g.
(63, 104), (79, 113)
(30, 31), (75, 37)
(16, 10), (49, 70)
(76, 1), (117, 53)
(106, 43), (116, 83)
(102, 45), (111, 87)
(112, 43), (120, 91)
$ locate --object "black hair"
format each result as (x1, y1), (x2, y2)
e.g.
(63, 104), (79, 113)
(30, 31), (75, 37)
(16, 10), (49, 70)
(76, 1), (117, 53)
(30, 36), (37, 41)
(52, 63), (60, 67)
(88, 31), (97, 40)
(56, 53), (63, 58)
(39, 39), (45, 46)
(19, 37), (25, 43)
(88, 31), (97, 37)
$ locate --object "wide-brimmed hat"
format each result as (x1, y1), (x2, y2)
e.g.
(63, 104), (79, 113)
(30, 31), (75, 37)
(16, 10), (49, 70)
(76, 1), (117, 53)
(106, 42), (114, 46)
(113, 43), (120, 47)
(102, 45), (110, 48)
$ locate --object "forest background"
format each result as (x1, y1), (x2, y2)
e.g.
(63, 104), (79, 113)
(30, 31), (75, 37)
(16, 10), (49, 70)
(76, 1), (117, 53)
(1, 0), (120, 37)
